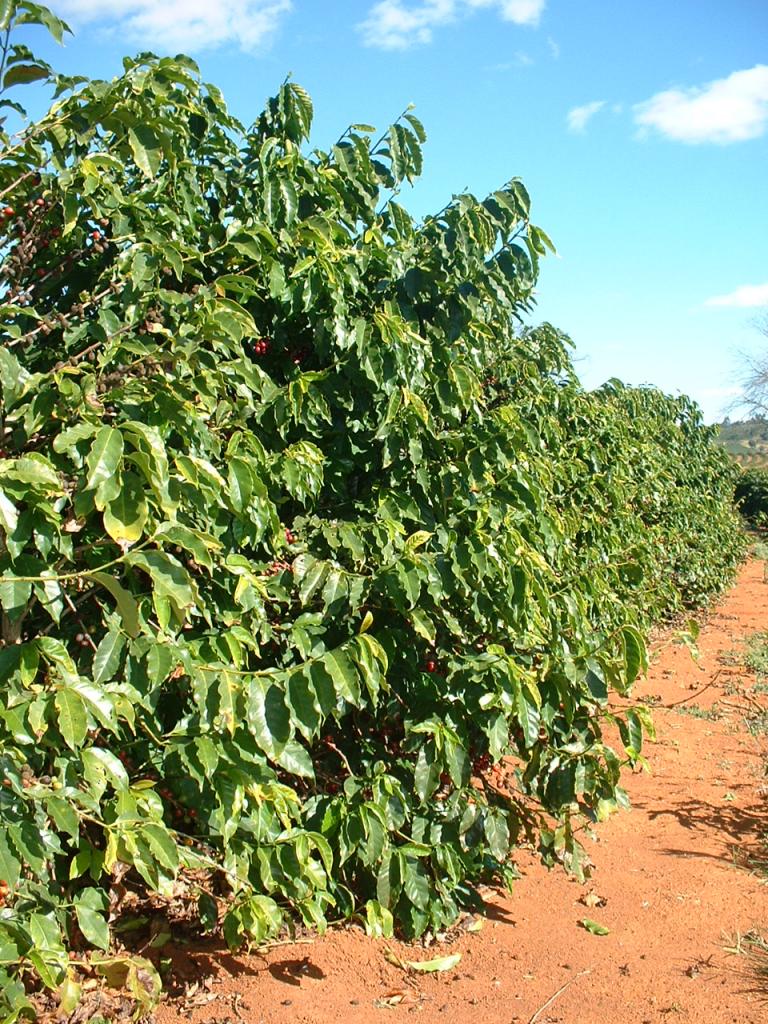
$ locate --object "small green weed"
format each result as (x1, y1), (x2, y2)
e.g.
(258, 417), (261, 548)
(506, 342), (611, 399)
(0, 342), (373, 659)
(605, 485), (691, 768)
(747, 713), (768, 737)
(673, 703), (720, 721)
(724, 930), (768, 993)
(743, 632), (768, 678)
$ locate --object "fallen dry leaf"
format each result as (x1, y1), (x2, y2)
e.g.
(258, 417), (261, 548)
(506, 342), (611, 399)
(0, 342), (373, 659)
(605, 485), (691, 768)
(374, 988), (421, 1008)
(579, 890), (606, 909)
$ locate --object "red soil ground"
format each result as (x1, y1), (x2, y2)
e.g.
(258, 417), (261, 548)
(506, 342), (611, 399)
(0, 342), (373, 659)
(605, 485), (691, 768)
(157, 558), (768, 1024)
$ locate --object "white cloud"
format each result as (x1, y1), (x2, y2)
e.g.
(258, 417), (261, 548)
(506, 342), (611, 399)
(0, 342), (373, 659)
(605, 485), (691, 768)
(485, 51), (534, 71)
(704, 283), (768, 308)
(546, 35), (559, 59)
(467, 0), (545, 25)
(633, 64), (768, 144)
(358, 0), (544, 50)
(58, 0), (292, 53)
(357, 0), (455, 49)
(566, 100), (606, 133)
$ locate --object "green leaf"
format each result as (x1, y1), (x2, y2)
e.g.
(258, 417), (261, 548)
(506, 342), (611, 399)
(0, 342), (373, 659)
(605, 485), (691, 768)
(321, 568), (347, 610)
(53, 422), (98, 453)
(287, 667), (321, 740)
(103, 474), (148, 545)
(81, 747), (128, 791)
(0, 1), (15, 32)
(621, 625), (647, 688)
(1, 454), (61, 492)
(126, 550), (197, 615)
(142, 823), (179, 875)
(154, 522), (220, 571)
(54, 688), (88, 750)
(275, 738), (315, 779)
(46, 796), (79, 839)
(198, 893), (219, 931)
(410, 608), (435, 645)
(364, 900), (394, 939)
(3, 63), (50, 88)
(299, 560), (328, 605)
(0, 488), (18, 534)
(404, 953), (461, 973)
(449, 363), (480, 407)
(74, 902), (110, 951)
(92, 628), (125, 684)
(227, 457), (254, 512)
(128, 125), (162, 178)
(402, 857), (429, 910)
(146, 642), (175, 685)
(15, 3), (71, 43)
(90, 572), (140, 638)
(414, 744), (439, 803)
(247, 679), (291, 760)
(0, 829), (22, 889)
(85, 427), (123, 495)
(57, 974), (82, 1015)
(322, 648), (361, 706)
(484, 809), (510, 860)
(622, 707), (644, 757)
(579, 918), (610, 936)
(0, 571), (31, 619)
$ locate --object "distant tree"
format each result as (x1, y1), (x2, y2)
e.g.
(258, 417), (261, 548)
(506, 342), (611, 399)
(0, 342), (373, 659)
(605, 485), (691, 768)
(738, 315), (768, 417)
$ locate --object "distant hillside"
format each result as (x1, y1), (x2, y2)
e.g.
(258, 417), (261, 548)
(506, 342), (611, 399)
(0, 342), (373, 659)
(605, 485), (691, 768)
(714, 418), (768, 467)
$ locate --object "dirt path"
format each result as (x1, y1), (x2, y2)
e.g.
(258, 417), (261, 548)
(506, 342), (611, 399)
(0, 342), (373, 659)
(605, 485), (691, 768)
(158, 559), (768, 1024)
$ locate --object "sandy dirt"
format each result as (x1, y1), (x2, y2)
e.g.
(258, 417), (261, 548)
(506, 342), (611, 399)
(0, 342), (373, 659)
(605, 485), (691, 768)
(156, 558), (768, 1024)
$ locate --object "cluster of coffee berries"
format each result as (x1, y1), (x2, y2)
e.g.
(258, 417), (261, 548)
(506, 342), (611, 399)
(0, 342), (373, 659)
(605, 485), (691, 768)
(156, 785), (197, 826)
(94, 358), (162, 394)
(41, 311), (74, 336)
(137, 307), (165, 335)
(289, 346), (310, 366)
(0, 188), (101, 305)
(247, 336), (270, 358)
(472, 752), (492, 774)
(267, 559), (292, 576)
(0, 879), (9, 907)
(285, 528), (297, 544)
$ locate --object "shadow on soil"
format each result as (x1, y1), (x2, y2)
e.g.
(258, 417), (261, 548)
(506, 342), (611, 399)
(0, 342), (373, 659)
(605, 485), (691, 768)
(635, 794), (764, 845)
(268, 957), (326, 986)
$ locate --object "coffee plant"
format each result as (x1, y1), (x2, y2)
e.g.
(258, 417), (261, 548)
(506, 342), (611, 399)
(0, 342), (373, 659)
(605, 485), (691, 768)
(735, 467), (768, 526)
(0, 3), (746, 1017)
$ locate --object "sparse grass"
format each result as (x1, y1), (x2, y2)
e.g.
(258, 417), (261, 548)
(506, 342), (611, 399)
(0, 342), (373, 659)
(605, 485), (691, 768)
(747, 713), (768, 737)
(743, 631), (768, 678)
(673, 703), (720, 721)
(724, 930), (768, 995)
(721, 632), (768, 726)
(719, 595), (768, 996)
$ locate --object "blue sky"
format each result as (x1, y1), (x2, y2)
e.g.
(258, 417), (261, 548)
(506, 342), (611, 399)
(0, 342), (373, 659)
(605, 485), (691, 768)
(19, 0), (768, 422)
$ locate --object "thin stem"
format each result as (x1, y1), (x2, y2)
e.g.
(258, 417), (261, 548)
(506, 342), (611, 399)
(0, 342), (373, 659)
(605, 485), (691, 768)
(0, 26), (12, 100)
(6, 537), (152, 583)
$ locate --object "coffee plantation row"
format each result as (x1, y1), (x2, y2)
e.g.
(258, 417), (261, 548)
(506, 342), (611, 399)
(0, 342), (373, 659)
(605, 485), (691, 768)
(0, 3), (746, 1017)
